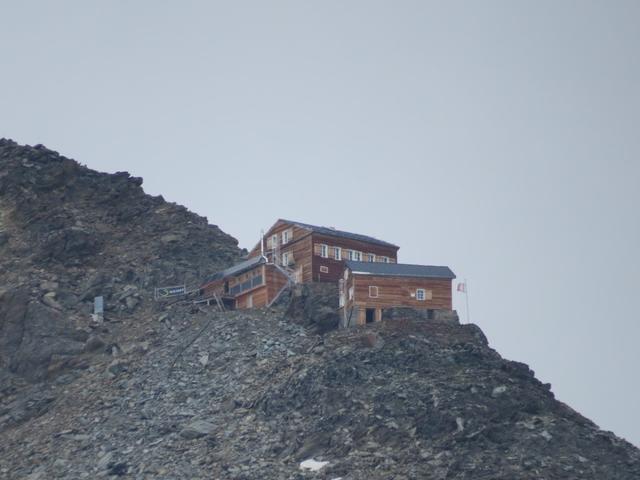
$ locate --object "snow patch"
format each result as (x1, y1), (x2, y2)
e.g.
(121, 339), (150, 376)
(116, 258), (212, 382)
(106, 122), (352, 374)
(300, 459), (330, 471)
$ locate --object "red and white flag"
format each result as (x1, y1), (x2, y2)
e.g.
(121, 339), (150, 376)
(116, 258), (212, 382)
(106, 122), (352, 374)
(457, 282), (466, 293)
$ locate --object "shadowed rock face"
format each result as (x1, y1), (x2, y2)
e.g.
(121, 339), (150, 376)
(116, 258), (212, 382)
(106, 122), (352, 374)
(0, 287), (85, 380)
(285, 283), (340, 333)
(1, 139), (639, 479)
(0, 139), (241, 382)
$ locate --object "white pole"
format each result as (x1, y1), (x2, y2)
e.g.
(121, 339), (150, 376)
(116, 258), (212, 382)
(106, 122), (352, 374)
(465, 278), (471, 324)
(260, 229), (265, 258)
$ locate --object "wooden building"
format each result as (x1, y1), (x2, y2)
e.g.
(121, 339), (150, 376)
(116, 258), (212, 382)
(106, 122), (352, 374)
(339, 261), (456, 327)
(199, 256), (290, 309)
(200, 219), (456, 321)
(247, 219), (399, 284)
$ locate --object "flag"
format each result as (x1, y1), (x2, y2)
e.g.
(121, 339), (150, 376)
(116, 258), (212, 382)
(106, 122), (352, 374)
(457, 282), (466, 293)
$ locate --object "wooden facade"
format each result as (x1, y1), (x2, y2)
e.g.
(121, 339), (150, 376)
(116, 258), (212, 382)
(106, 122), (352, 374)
(200, 259), (289, 310)
(340, 262), (455, 327)
(248, 221), (314, 283)
(248, 219), (400, 285)
(202, 219), (456, 321)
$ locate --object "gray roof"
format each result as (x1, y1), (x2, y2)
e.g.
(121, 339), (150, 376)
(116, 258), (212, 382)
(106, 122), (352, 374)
(345, 261), (456, 279)
(280, 219), (398, 248)
(203, 256), (266, 284)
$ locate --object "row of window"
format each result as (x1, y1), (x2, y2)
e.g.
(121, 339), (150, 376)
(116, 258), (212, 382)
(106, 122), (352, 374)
(237, 269), (263, 283)
(367, 286), (432, 300)
(229, 274), (263, 296)
(317, 244), (390, 263)
(339, 284), (432, 306)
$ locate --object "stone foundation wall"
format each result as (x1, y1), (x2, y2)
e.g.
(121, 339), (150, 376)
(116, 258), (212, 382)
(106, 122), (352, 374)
(381, 307), (459, 325)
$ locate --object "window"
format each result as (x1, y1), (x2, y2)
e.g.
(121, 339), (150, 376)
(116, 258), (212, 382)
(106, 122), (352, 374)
(348, 250), (361, 261)
(379, 256), (389, 263)
(320, 244), (328, 258)
(320, 266), (329, 274)
(281, 252), (289, 266)
(334, 247), (342, 260)
(416, 289), (426, 301)
(367, 253), (375, 262)
(271, 234), (278, 248)
(282, 229), (290, 244)
(369, 286), (379, 298)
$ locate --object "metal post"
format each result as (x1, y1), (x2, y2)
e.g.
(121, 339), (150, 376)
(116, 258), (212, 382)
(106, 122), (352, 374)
(464, 278), (471, 324)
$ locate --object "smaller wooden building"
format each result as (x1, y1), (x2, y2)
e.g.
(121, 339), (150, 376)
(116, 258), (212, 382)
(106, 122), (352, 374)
(200, 256), (290, 309)
(340, 261), (456, 327)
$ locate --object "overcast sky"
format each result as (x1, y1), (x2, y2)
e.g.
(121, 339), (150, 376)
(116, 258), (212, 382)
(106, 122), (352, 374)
(1, 1), (639, 446)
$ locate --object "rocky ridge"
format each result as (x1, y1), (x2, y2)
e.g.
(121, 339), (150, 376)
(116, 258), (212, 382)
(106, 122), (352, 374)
(0, 138), (239, 383)
(1, 140), (639, 479)
(3, 304), (639, 479)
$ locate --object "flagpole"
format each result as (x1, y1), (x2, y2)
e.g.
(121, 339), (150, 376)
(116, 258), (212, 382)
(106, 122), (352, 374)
(465, 278), (471, 324)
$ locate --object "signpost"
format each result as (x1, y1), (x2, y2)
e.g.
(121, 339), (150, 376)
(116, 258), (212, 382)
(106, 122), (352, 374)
(154, 284), (187, 300)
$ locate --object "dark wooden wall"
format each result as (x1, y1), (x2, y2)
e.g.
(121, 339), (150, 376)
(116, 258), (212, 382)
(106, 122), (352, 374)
(311, 233), (399, 283)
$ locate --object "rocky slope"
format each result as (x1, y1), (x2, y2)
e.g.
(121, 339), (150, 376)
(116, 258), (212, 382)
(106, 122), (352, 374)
(0, 138), (240, 385)
(1, 140), (639, 479)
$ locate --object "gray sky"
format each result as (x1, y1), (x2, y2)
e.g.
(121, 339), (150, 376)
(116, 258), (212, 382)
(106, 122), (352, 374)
(2, 1), (639, 446)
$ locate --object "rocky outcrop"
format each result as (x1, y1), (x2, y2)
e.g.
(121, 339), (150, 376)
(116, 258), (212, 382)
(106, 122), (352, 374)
(1, 306), (639, 479)
(382, 306), (460, 323)
(1, 139), (639, 479)
(0, 139), (241, 382)
(0, 287), (86, 381)
(285, 282), (340, 333)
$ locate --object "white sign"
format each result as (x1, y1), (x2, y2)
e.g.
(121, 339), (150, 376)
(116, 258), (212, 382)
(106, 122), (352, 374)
(154, 284), (187, 299)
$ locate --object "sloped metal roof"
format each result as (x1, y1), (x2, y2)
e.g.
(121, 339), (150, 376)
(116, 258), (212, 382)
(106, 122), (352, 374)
(345, 261), (456, 279)
(203, 255), (266, 284)
(280, 219), (398, 248)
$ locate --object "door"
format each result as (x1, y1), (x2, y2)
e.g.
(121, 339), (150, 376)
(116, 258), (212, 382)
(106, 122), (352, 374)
(366, 308), (375, 324)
